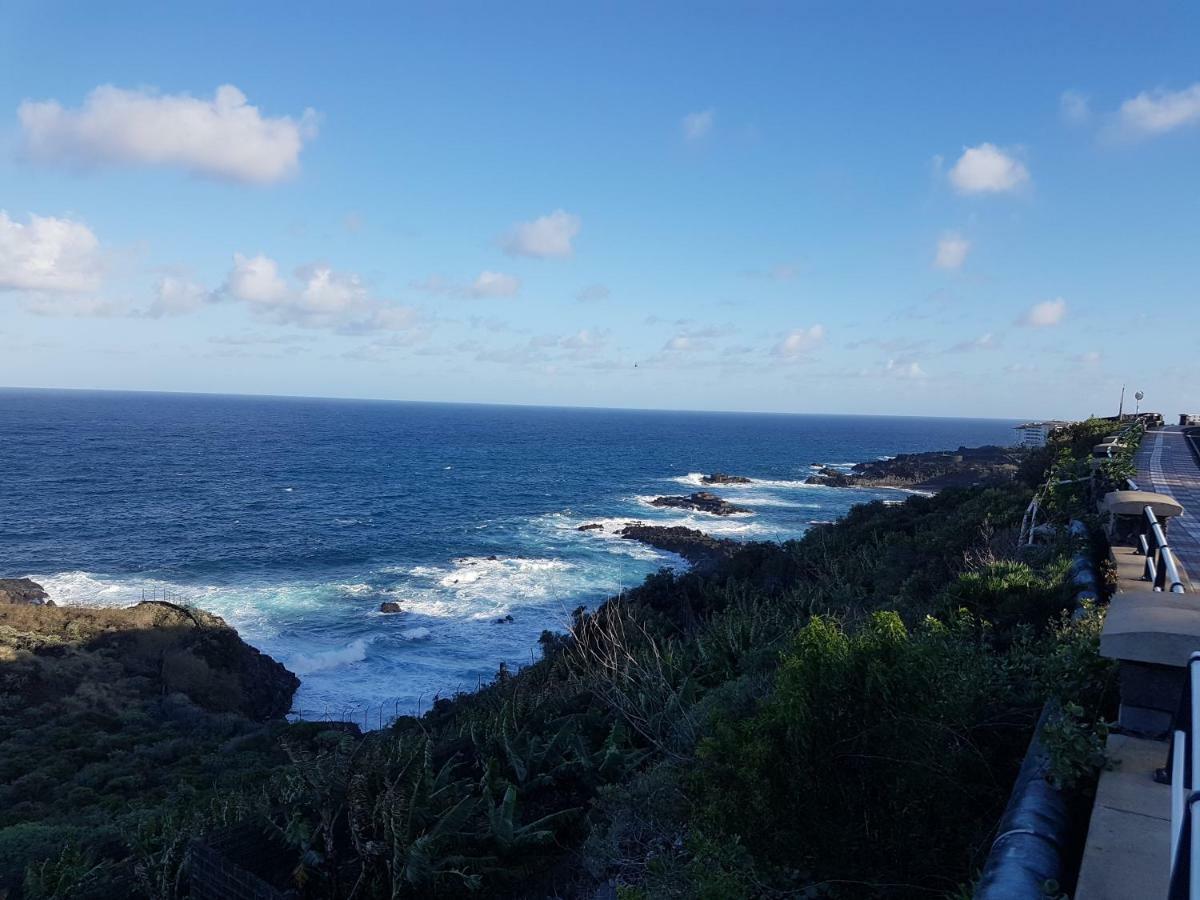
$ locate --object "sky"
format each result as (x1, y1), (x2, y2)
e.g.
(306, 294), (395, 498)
(0, 2), (1197, 419)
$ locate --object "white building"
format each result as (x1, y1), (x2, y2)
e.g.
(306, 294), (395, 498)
(1014, 421), (1069, 448)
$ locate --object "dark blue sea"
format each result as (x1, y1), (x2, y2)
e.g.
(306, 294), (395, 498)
(0, 389), (1018, 723)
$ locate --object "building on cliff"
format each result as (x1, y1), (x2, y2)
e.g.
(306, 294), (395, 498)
(1013, 421), (1070, 448)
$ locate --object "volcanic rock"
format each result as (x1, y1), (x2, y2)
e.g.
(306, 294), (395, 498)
(649, 492), (752, 516)
(700, 473), (752, 485)
(0, 577), (51, 606)
(617, 523), (739, 573)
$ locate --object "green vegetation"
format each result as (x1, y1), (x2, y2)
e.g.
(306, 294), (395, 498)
(1, 441), (1122, 899)
(1028, 418), (1145, 524)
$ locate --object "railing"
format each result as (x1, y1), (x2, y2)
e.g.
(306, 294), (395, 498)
(1142, 505), (1187, 593)
(1168, 653), (1200, 897)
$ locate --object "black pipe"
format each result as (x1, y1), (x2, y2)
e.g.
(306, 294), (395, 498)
(975, 534), (1099, 899)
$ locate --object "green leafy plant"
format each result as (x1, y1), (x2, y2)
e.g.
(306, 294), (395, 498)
(1041, 702), (1112, 792)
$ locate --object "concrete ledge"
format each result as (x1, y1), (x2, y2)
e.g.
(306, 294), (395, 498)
(1102, 490), (1185, 519)
(1075, 734), (1170, 900)
(1101, 591), (1200, 667)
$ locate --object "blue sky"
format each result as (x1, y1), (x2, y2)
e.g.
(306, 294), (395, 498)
(1, 2), (1197, 418)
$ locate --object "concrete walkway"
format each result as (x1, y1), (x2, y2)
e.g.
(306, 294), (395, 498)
(1136, 427), (1200, 579)
(1075, 733), (1171, 899)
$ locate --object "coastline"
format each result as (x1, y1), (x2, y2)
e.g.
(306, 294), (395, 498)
(6, 441), (1023, 723)
(0, 434), (1064, 899)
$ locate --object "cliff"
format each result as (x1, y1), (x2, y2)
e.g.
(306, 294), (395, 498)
(0, 597), (298, 720)
(0, 590), (301, 894)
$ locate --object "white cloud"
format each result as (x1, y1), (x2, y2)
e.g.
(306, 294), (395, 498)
(885, 358), (927, 379)
(0, 210), (103, 293)
(948, 143), (1030, 194)
(295, 266), (366, 317)
(19, 84), (318, 184)
(470, 270), (520, 298)
(500, 209), (581, 258)
(223, 253), (419, 333)
(681, 109), (715, 141)
(226, 253), (288, 303)
(934, 233), (971, 270)
(147, 276), (211, 317)
(1075, 350), (1102, 365)
(1116, 83), (1200, 138)
(773, 324), (826, 359)
(1020, 297), (1067, 327)
(1060, 90), (1091, 125)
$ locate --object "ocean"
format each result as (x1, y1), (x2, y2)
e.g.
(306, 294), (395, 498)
(0, 388), (1018, 723)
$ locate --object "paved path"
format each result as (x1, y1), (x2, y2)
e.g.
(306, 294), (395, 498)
(1136, 427), (1200, 580)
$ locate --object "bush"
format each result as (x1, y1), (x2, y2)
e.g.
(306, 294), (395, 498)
(690, 612), (1037, 895)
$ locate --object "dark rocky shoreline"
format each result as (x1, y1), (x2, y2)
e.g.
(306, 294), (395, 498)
(805, 445), (1022, 491)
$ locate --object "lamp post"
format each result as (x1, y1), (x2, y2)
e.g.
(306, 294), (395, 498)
(1135, 390), (1144, 416)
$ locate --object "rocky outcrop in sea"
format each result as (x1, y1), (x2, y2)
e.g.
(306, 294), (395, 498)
(649, 491), (752, 516)
(700, 472), (752, 485)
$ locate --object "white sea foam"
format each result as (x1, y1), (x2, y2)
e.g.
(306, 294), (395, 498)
(632, 495), (755, 517)
(669, 471), (834, 491)
(399, 556), (578, 620)
(571, 513), (767, 538)
(732, 477), (824, 490)
(290, 638), (371, 674)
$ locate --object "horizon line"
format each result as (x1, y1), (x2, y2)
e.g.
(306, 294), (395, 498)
(0, 383), (1033, 423)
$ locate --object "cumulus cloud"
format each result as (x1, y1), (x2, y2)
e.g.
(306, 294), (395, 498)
(0, 210), (103, 293)
(1116, 83), (1200, 138)
(1019, 297), (1067, 327)
(772, 324), (826, 359)
(948, 143), (1030, 194)
(226, 253), (288, 303)
(1060, 90), (1091, 125)
(146, 275), (212, 317)
(500, 210), (581, 258)
(223, 253), (419, 333)
(934, 233), (971, 269)
(681, 109), (715, 141)
(18, 84), (318, 184)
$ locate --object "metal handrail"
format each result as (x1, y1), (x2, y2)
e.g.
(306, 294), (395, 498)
(1144, 505), (1187, 593)
(1168, 652), (1200, 896)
